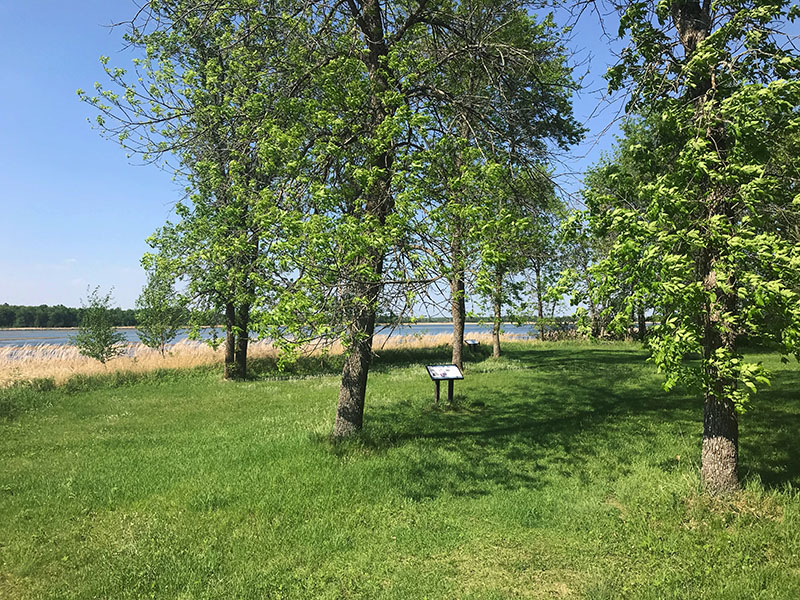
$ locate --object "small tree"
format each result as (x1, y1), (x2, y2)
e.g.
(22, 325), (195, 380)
(135, 267), (184, 357)
(73, 287), (126, 364)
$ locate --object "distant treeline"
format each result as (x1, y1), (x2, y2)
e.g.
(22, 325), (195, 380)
(0, 303), (137, 328)
(0, 303), (226, 329)
(1, 304), (578, 329)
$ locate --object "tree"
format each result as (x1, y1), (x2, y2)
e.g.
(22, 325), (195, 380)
(581, 118), (667, 340)
(555, 212), (612, 338)
(410, 4), (583, 370)
(0, 304), (13, 328)
(81, 2), (300, 380)
(135, 265), (185, 357)
(519, 189), (566, 342)
(474, 165), (559, 355)
(592, 0), (800, 493)
(234, 0), (579, 435)
(83, 0), (582, 439)
(73, 287), (127, 364)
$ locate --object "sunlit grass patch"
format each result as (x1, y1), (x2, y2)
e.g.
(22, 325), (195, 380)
(1, 342), (799, 598)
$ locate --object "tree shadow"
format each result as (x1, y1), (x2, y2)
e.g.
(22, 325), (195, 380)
(332, 344), (800, 500)
(739, 369), (800, 488)
(338, 346), (700, 501)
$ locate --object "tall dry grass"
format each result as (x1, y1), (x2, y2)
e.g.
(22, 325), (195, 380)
(0, 340), (260, 387)
(0, 331), (527, 387)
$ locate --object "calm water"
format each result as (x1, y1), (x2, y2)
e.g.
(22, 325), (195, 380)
(0, 323), (539, 348)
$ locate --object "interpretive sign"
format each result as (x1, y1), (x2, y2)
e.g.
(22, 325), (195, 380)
(426, 364), (463, 381)
(426, 364), (463, 404)
(465, 339), (480, 352)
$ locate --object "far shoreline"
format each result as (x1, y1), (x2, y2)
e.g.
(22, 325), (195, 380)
(1, 321), (544, 332)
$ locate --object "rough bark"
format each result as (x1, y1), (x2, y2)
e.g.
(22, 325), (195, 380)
(332, 0), (394, 438)
(701, 263), (739, 495)
(492, 271), (503, 358)
(671, 0), (711, 56)
(451, 270), (466, 371)
(701, 391), (739, 494)
(334, 297), (378, 437)
(534, 263), (545, 341)
(672, 0), (740, 494)
(699, 231), (739, 493)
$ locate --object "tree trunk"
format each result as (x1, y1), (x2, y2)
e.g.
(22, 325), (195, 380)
(333, 0), (393, 439)
(637, 305), (647, 341)
(451, 271), (466, 371)
(224, 302), (236, 380)
(672, 0), (739, 494)
(492, 271), (503, 358)
(701, 304), (739, 495)
(449, 192), (466, 371)
(628, 303), (636, 341)
(585, 277), (600, 338)
(535, 263), (545, 341)
(233, 303), (250, 379)
(699, 241), (740, 494)
(334, 295), (378, 437)
(449, 121), (470, 371)
(701, 390), (739, 494)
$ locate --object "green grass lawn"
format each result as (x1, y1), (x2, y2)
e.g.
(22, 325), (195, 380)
(1, 341), (799, 599)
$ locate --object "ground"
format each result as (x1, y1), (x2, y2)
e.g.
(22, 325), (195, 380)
(1, 341), (799, 599)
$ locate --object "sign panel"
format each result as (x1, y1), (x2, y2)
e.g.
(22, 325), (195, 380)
(426, 364), (464, 381)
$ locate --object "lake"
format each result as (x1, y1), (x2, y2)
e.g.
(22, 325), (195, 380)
(0, 322), (541, 347)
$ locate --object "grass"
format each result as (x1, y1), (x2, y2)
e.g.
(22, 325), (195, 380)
(1, 341), (799, 599)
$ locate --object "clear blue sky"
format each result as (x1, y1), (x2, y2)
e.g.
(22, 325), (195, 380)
(0, 1), (622, 309)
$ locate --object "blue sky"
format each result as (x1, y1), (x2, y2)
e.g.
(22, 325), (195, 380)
(0, 1), (623, 309)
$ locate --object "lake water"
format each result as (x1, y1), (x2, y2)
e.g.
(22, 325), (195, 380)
(0, 323), (541, 347)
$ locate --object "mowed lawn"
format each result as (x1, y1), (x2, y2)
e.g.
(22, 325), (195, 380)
(1, 342), (799, 599)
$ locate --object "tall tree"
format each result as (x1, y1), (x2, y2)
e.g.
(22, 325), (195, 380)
(593, 0), (800, 493)
(520, 192), (565, 342)
(412, 3), (582, 370)
(83, 0), (581, 438)
(475, 165), (559, 355)
(82, 2), (301, 380)
(257, 0), (581, 435)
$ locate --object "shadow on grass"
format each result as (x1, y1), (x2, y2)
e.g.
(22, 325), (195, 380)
(324, 345), (696, 500)
(331, 344), (800, 499)
(740, 369), (800, 488)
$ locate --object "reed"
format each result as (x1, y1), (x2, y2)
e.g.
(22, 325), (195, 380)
(0, 332), (527, 387)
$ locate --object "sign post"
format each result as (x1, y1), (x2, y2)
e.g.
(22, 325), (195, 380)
(425, 364), (464, 405)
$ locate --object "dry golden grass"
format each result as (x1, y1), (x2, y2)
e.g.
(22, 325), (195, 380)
(0, 331), (527, 387)
(372, 331), (527, 351)
(0, 340), (262, 387)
